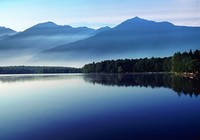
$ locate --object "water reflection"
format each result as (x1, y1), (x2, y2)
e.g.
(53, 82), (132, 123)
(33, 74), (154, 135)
(83, 74), (200, 97)
(0, 73), (199, 96)
(0, 74), (83, 83)
(0, 74), (200, 140)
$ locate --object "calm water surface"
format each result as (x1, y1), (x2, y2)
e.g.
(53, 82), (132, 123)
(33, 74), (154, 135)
(0, 74), (199, 140)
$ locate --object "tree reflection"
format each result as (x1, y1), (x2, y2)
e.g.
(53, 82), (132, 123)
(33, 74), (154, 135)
(83, 74), (200, 97)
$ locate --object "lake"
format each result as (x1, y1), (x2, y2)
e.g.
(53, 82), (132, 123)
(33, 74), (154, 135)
(0, 74), (200, 140)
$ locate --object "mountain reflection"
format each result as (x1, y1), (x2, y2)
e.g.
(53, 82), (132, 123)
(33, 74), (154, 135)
(83, 74), (200, 97)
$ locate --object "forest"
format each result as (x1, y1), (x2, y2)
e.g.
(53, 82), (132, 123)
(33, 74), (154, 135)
(0, 50), (199, 74)
(82, 50), (200, 73)
(0, 66), (81, 74)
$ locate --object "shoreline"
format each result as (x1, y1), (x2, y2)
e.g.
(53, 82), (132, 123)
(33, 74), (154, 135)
(173, 72), (199, 79)
(0, 72), (199, 79)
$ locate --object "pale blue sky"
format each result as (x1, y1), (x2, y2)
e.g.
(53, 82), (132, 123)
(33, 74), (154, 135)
(0, 0), (199, 31)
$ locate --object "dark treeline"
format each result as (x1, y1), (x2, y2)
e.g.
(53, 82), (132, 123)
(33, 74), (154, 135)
(83, 74), (200, 96)
(172, 50), (200, 73)
(0, 66), (81, 74)
(0, 50), (199, 74)
(82, 50), (200, 73)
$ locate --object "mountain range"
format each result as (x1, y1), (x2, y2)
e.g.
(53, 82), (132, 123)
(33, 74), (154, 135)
(0, 17), (199, 66)
(0, 22), (110, 65)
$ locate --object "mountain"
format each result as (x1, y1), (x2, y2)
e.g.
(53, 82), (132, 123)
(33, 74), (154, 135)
(33, 17), (200, 66)
(4, 21), (97, 51)
(0, 26), (17, 39)
(16, 21), (96, 37)
(96, 26), (111, 33)
(0, 22), (109, 65)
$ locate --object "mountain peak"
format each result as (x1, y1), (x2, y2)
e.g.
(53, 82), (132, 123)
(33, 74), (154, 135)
(115, 17), (152, 29)
(126, 16), (149, 23)
(0, 26), (16, 31)
(33, 21), (58, 28)
(0, 26), (17, 37)
(115, 17), (174, 30)
(133, 16), (142, 20)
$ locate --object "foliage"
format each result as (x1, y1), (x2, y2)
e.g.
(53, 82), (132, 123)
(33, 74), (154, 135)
(0, 66), (81, 74)
(0, 50), (199, 74)
(83, 50), (200, 73)
(82, 57), (171, 73)
(172, 50), (200, 73)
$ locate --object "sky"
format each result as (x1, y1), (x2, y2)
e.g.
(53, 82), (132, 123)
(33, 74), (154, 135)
(0, 0), (199, 31)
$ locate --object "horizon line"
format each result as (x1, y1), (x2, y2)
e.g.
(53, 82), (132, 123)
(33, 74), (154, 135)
(1, 16), (200, 32)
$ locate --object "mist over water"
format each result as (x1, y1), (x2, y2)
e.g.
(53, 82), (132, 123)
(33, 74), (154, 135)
(0, 34), (93, 66)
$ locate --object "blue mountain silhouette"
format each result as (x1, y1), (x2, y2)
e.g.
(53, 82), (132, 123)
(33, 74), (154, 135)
(0, 22), (110, 64)
(34, 17), (200, 65)
(0, 26), (17, 39)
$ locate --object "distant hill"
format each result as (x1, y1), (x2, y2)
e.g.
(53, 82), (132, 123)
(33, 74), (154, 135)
(0, 26), (17, 39)
(33, 17), (200, 66)
(0, 22), (97, 52)
(0, 22), (110, 65)
(16, 21), (96, 37)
